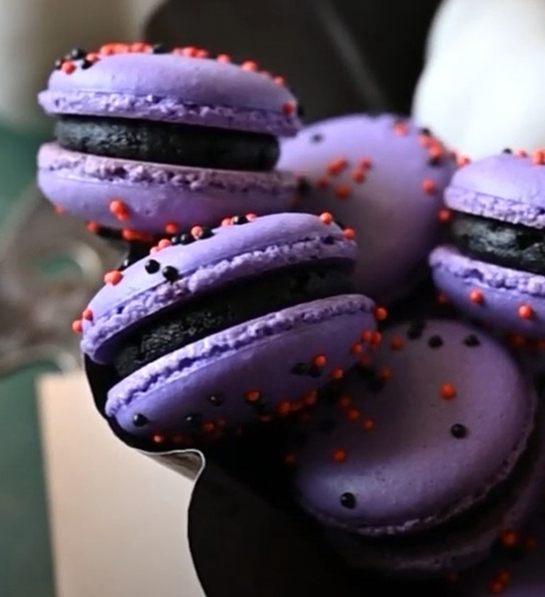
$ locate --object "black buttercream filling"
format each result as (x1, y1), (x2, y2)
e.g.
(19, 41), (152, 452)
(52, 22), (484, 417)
(55, 115), (280, 171)
(113, 263), (353, 379)
(451, 212), (545, 275)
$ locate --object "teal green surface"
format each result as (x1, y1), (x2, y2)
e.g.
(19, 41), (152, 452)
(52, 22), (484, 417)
(0, 123), (56, 597)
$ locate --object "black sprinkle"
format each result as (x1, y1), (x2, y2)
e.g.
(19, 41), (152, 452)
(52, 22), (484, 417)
(319, 419), (336, 434)
(451, 424), (468, 439)
(185, 413), (202, 426)
(340, 493), (356, 509)
(297, 178), (311, 196)
(69, 48), (86, 60)
(195, 227), (213, 240)
(179, 233), (195, 245)
(170, 235), (181, 245)
(503, 148), (513, 154)
(54, 59), (64, 70)
(152, 43), (169, 54)
(119, 258), (131, 271)
(428, 335), (444, 349)
(297, 104), (306, 118)
(419, 127), (432, 136)
(323, 236), (336, 245)
(408, 327), (423, 340)
(311, 133), (324, 144)
(464, 335), (481, 347)
(292, 363), (310, 375)
(428, 156), (442, 167)
(145, 259), (160, 274)
(81, 59), (93, 70)
(208, 394), (224, 407)
(232, 215), (249, 225)
(309, 365), (323, 378)
(162, 265), (179, 282)
(133, 414), (148, 427)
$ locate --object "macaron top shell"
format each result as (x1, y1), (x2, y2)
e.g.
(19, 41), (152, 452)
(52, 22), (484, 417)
(39, 52), (300, 136)
(278, 114), (455, 300)
(81, 213), (356, 362)
(447, 153), (545, 228)
(294, 320), (536, 535)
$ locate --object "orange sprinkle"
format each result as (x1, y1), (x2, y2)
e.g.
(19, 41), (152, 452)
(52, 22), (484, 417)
(86, 52), (100, 63)
(320, 212), (334, 225)
(379, 366), (392, 381)
(500, 530), (519, 548)
(54, 205), (65, 215)
(191, 225), (203, 238)
(487, 581), (506, 595)
(303, 391), (318, 407)
(440, 383), (457, 400)
(358, 354), (371, 367)
(371, 332), (383, 348)
(157, 239), (172, 250)
(496, 570), (512, 585)
(282, 102), (296, 115)
(347, 408), (361, 422)
(291, 400), (304, 413)
(359, 157), (372, 169)
(130, 42), (149, 53)
(437, 292), (448, 305)
(423, 179), (436, 194)
(438, 208), (452, 223)
(394, 122), (408, 136)
(351, 342), (363, 355)
(361, 330), (373, 343)
(284, 452), (298, 466)
(82, 309), (93, 321)
(246, 212), (258, 221)
(515, 149), (528, 158)
(165, 222), (179, 234)
(277, 401), (292, 416)
(316, 177), (329, 190)
(122, 229), (153, 243)
(374, 306), (388, 321)
(362, 418), (376, 432)
(109, 199), (129, 221)
(331, 368), (344, 380)
(524, 535), (538, 550)
(469, 289), (484, 305)
(327, 157), (348, 177)
(335, 185), (351, 199)
(196, 49), (209, 58)
(241, 60), (258, 71)
(457, 155), (471, 168)
(518, 304), (534, 320)
(71, 319), (83, 334)
(216, 53), (232, 63)
(343, 228), (356, 240)
(390, 337), (404, 350)
(337, 396), (352, 409)
(152, 435), (165, 445)
(221, 217), (233, 227)
(245, 390), (261, 403)
(313, 354), (327, 368)
(509, 334), (526, 349)
(104, 270), (123, 285)
(273, 76), (286, 86)
(202, 421), (215, 434)
(61, 61), (76, 74)
(333, 448), (347, 463)
(419, 135), (433, 148)
(533, 149), (545, 165)
(351, 169), (366, 183)
(86, 221), (99, 233)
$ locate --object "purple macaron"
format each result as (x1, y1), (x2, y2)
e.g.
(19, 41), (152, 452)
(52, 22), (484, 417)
(431, 151), (545, 339)
(38, 43), (301, 237)
(293, 320), (544, 577)
(80, 212), (377, 448)
(278, 114), (456, 302)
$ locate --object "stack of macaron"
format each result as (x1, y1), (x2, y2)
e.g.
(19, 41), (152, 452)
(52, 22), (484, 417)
(37, 42), (545, 589)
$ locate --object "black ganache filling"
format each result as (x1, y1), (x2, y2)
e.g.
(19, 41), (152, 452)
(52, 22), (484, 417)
(55, 115), (280, 172)
(112, 263), (353, 379)
(451, 212), (545, 275)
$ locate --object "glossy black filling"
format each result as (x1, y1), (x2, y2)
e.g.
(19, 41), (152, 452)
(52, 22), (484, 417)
(451, 212), (545, 275)
(55, 115), (280, 171)
(113, 263), (353, 379)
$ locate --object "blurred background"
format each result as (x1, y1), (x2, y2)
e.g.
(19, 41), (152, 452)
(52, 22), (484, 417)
(0, 0), (543, 595)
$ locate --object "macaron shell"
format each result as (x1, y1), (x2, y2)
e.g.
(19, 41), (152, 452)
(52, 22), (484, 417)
(278, 114), (455, 300)
(327, 406), (545, 577)
(447, 153), (545, 226)
(431, 246), (545, 338)
(39, 53), (300, 136)
(81, 213), (356, 362)
(38, 143), (297, 234)
(294, 321), (536, 536)
(104, 295), (376, 439)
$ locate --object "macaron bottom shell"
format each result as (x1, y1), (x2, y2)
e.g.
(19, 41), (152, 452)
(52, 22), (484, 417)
(99, 295), (376, 447)
(324, 405), (545, 578)
(38, 143), (296, 234)
(431, 246), (545, 338)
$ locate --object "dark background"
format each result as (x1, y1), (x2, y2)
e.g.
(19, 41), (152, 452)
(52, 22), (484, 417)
(146, 0), (442, 123)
